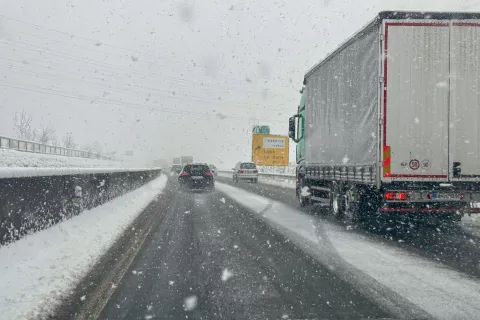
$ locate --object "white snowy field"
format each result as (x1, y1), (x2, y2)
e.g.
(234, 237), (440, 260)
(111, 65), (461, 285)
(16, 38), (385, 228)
(216, 182), (480, 320)
(0, 174), (167, 320)
(0, 148), (127, 168)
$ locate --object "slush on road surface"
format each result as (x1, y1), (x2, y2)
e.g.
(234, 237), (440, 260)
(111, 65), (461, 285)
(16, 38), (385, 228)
(99, 178), (389, 320)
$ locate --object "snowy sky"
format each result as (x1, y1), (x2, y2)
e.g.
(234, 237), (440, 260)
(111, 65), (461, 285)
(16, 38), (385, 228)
(0, 0), (477, 167)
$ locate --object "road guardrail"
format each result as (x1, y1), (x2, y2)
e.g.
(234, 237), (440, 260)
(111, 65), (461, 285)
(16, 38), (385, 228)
(0, 135), (114, 160)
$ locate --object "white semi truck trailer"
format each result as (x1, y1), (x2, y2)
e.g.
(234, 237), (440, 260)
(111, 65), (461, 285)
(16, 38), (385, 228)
(289, 11), (480, 225)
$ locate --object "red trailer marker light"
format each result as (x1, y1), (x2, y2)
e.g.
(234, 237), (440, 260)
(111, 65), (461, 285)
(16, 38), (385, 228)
(385, 192), (407, 200)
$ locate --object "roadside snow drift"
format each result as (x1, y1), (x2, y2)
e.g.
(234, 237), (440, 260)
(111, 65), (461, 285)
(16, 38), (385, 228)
(217, 172), (295, 189)
(0, 174), (167, 320)
(0, 148), (120, 168)
(216, 182), (480, 320)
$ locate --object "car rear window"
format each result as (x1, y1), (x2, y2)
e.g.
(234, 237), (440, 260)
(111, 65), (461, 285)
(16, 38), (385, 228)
(184, 165), (210, 173)
(240, 163), (256, 169)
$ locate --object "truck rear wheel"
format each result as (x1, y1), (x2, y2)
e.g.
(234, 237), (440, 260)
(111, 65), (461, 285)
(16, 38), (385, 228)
(297, 178), (311, 207)
(344, 186), (382, 225)
(331, 182), (345, 219)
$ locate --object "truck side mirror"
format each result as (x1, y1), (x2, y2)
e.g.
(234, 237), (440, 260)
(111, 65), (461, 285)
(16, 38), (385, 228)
(288, 116), (296, 140)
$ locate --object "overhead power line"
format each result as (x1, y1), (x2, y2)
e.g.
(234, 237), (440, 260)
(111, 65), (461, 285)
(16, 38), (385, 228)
(0, 81), (285, 123)
(0, 14), (296, 89)
(0, 38), (295, 99)
(0, 58), (292, 112)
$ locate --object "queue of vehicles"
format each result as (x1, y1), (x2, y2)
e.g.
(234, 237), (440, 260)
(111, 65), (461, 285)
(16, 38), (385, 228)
(171, 160), (259, 192)
(168, 11), (480, 225)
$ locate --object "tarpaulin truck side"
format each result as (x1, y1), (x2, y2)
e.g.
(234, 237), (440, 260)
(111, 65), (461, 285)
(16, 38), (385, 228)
(288, 11), (480, 225)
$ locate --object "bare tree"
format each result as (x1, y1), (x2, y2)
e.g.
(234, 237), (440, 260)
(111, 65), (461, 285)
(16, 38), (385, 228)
(91, 141), (103, 154)
(13, 110), (33, 140)
(37, 124), (55, 144)
(31, 127), (38, 142)
(50, 134), (59, 146)
(82, 141), (103, 154)
(63, 132), (76, 149)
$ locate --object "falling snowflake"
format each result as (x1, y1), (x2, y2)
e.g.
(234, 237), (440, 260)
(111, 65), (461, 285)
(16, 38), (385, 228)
(184, 295), (198, 311)
(414, 117), (420, 124)
(221, 268), (234, 282)
(220, 197), (226, 204)
(300, 186), (311, 197)
(80, 295), (86, 301)
(436, 81), (448, 88)
(169, 281), (175, 286)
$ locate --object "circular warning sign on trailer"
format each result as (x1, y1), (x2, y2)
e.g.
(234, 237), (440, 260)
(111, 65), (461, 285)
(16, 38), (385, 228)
(409, 159), (420, 170)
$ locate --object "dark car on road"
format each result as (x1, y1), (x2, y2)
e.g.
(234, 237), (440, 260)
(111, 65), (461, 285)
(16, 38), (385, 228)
(178, 163), (215, 191)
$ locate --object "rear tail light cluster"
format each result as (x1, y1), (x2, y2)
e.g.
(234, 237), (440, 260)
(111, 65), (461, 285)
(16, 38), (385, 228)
(237, 170), (244, 174)
(385, 191), (407, 201)
(204, 171), (213, 177)
(179, 172), (189, 177)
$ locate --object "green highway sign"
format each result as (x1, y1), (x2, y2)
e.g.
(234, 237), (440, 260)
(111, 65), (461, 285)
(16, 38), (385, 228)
(252, 125), (270, 134)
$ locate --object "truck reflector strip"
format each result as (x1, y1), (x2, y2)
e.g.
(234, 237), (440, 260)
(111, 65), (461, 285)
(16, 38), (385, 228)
(383, 145), (391, 177)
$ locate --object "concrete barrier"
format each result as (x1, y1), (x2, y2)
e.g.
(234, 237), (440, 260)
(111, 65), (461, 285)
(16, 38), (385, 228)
(0, 168), (162, 244)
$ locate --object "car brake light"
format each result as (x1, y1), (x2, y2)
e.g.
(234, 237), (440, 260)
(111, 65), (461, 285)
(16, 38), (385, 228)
(385, 192), (407, 200)
(179, 172), (189, 177)
(253, 170), (258, 173)
(205, 171), (213, 177)
(238, 170), (244, 174)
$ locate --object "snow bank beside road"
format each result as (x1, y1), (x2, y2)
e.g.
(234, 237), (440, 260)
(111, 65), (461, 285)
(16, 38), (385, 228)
(217, 171), (295, 189)
(0, 166), (161, 179)
(0, 174), (167, 320)
(216, 182), (480, 320)
(0, 148), (122, 168)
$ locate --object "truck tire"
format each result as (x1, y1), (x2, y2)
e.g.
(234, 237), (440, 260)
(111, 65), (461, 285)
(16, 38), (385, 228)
(331, 182), (345, 219)
(345, 186), (360, 222)
(344, 185), (383, 225)
(297, 177), (311, 207)
(353, 187), (386, 232)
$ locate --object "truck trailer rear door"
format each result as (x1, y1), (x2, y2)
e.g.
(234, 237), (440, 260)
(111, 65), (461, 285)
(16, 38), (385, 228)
(449, 20), (480, 181)
(382, 20), (450, 180)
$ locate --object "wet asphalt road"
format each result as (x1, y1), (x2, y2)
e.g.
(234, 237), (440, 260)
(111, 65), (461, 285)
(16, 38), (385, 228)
(215, 175), (480, 280)
(99, 178), (390, 320)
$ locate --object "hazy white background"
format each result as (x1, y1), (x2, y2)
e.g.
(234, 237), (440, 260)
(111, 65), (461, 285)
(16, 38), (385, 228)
(0, 0), (477, 167)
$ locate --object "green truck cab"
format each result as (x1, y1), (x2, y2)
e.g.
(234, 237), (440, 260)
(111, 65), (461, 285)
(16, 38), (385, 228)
(288, 88), (306, 164)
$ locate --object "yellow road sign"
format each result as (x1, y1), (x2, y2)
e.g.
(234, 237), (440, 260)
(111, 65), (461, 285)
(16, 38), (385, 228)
(251, 134), (289, 166)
